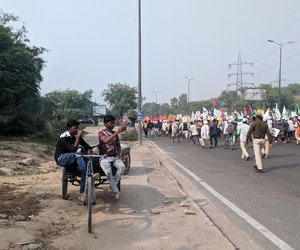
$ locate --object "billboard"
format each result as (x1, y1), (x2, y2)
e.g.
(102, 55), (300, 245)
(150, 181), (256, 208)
(92, 105), (106, 116)
(244, 88), (266, 101)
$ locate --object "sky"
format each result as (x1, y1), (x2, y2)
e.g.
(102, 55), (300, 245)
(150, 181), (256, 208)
(1, 0), (300, 106)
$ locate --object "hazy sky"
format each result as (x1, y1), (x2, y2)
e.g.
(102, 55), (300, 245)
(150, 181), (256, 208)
(1, 0), (300, 105)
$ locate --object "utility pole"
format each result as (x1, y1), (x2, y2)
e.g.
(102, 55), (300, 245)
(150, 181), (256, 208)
(137, 0), (142, 145)
(152, 90), (160, 104)
(185, 76), (194, 103)
(267, 40), (295, 110)
(228, 51), (254, 92)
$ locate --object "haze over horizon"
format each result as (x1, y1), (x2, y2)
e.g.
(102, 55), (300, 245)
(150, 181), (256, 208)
(1, 0), (300, 105)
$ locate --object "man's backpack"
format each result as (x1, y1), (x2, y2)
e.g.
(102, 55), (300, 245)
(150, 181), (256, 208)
(183, 123), (188, 131)
(226, 124), (234, 135)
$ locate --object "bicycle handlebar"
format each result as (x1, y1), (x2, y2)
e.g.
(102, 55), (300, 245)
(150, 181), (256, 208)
(75, 154), (108, 158)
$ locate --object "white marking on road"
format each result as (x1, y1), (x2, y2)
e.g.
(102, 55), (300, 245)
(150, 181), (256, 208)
(170, 159), (202, 182)
(148, 140), (294, 250)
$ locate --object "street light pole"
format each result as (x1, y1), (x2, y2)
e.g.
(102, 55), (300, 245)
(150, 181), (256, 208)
(267, 39), (294, 109)
(138, 0), (142, 145)
(185, 76), (194, 103)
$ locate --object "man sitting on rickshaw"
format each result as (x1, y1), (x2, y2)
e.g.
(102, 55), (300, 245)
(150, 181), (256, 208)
(54, 119), (92, 202)
(98, 115), (126, 202)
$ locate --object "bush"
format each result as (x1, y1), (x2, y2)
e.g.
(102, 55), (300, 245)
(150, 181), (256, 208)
(119, 129), (138, 141)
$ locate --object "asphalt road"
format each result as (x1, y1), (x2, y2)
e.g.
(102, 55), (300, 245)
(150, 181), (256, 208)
(148, 135), (300, 250)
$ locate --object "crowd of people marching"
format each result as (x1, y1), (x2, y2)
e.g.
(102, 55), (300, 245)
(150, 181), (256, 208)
(138, 110), (300, 173)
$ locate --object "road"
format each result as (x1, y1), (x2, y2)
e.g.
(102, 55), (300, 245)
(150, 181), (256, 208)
(148, 136), (300, 250)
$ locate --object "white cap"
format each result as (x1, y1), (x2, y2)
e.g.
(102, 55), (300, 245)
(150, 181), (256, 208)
(242, 118), (248, 123)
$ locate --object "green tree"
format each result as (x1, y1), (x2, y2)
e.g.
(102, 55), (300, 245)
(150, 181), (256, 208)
(286, 83), (300, 95)
(189, 100), (211, 113)
(143, 102), (160, 117)
(158, 103), (172, 116)
(102, 82), (137, 119)
(170, 97), (178, 111)
(0, 10), (46, 136)
(178, 93), (188, 114)
(41, 89), (96, 132)
(217, 90), (245, 111)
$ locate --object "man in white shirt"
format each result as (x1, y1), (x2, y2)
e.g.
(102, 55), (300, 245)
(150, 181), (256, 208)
(237, 118), (250, 161)
(200, 120), (210, 148)
(261, 118), (273, 158)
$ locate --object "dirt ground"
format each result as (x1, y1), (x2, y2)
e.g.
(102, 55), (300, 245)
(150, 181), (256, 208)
(0, 129), (234, 250)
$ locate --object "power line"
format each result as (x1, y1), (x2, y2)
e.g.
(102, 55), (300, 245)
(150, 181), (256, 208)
(244, 15), (300, 60)
(228, 51), (254, 91)
(255, 49), (300, 77)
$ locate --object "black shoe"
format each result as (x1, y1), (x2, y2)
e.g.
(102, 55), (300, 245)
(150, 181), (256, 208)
(262, 153), (266, 158)
(256, 169), (264, 173)
(246, 156), (250, 161)
(253, 165), (258, 170)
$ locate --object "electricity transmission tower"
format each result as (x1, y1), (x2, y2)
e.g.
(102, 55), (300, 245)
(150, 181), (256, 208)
(228, 51), (254, 92)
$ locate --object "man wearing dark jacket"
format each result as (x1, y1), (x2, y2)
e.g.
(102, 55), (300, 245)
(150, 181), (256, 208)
(209, 119), (218, 148)
(54, 120), (92, 199)
(247, 110), (273, 173)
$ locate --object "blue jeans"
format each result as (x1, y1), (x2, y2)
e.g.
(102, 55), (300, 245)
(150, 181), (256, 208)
(225, 135), (233, 148)
(100, 157), (125, 193)
(209, 134), (218, 146)
(57, 153), (87, 193)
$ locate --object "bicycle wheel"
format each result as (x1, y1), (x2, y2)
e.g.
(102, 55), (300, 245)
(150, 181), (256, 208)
(62, 167), (68, 200)
(122, 152), (131, 175)
(117, 179), (121, 192)
(87, 175), (93, 233)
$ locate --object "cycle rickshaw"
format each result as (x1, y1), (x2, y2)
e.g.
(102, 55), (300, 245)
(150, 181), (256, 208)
(60, 144), (130, 233)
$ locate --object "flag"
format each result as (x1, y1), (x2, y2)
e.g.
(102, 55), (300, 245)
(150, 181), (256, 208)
(168, 114), (174, 121)
(213, 108), (222, 117)
(248, 105), (252, 114)
(263, 108), (271, 121)
(211, 99), (217, 106)
(243, 106), (247, 116)
(191, 111), (195, 121)
(237, 112), (243, 120)
(203, 107), (208, 117)
(275, 103), (281, 120)
(295, 103), (299, 115)
(282, 106), (288, 120)
(176, 114), (182, 120)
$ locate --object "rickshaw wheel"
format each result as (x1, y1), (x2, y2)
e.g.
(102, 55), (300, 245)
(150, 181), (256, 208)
(117, 180), (121, 192)
(87, 176), (93, 233)
(122, 153), (131, 175)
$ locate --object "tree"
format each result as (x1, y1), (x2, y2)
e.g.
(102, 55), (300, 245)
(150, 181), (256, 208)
(170, 97), (178, 108)
(102, 82), (137, 119)
(143, 102), (160, 117)
(178, 94), (188, 114)
(158, 103), (172, 116)
(41, 89), (96, 132)
(0, 10), (46, 135)
(286, 83), (300, 96)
